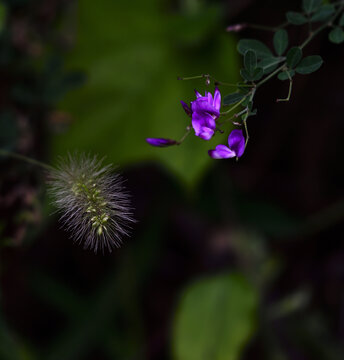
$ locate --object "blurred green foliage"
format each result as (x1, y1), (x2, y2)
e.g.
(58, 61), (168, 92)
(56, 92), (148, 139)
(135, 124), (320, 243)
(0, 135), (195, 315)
(53, 0), (240, 185)
(173, 273), (257, 360)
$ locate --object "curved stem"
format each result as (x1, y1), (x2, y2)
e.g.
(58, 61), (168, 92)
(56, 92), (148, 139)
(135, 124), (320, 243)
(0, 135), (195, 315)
(177, 126), (192, 144)
(0, 149), (53, 171)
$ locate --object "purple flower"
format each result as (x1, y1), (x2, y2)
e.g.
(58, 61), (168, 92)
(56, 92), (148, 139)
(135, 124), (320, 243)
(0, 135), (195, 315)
(208, 129), (245, 159)
(189, 87), (221, 141)
(146, 138), (177, 147)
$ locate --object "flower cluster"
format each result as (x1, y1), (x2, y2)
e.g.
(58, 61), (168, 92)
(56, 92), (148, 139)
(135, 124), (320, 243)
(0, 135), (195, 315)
(48, 153), (134, 253)
(146, 87), (246, 160)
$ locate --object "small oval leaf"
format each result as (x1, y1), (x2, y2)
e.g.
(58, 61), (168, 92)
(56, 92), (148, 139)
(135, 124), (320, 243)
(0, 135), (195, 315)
(302, 0), (322, 14)
(278, 70), (295, 81)
(223, 92), (245, 106)
(244, 50), (257, 73)
(237, 39), (273, 59)
(295, 55), (323, 74)
(329, 27), (344, 44)
(258, 56), (284, 74)
(286, 12), (308, 25)
(311, 5), (335, 22)
(273, 29), (289, 56)
(286, 47), (303, 68)
(252, 67), (264, 81)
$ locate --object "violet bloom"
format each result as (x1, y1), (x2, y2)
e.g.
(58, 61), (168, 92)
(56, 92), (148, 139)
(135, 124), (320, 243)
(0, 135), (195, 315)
(146, 138), (177, 147)
(189, 87), (221, 141)
(208, 129), (245, 159)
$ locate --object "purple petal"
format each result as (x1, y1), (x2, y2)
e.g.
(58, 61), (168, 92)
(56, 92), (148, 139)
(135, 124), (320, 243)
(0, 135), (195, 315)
(192, 112), (216, 139)
(180, 100), (192, 117)
(146, 138), (177, 147)
(198, 127), (215, 140)
(228, 129), (245, 157)
(191, 99), (220, 118)
(194, 89), (202, 98)
(207, 92), (213, 105)
(213, 87), (221, 111)
(208, 145), (236, 159)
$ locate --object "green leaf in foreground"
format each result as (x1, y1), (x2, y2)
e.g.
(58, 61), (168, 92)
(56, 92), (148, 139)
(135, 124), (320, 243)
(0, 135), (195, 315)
(273, 29), (288, 56)
(286, 12), (307, 25)
(223, 92), (245, 106)
(278, 70), (295, 81)
(302, 0), (322, 14)
(237, 39), (273, 59)
(173, 273), (257, 360)
(311, 5), (335, 22)
(329, 27), (344, 44)
(286, 47), (303, 68)
(295, 55), (323, 74)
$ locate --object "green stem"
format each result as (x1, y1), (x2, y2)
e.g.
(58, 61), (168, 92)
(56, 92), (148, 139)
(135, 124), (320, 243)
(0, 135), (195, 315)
(243, 88), (256, 149)
(277, 70), (293, 102)
(0, 149), (53, 171)
(217, 108), (248, 126)
(256, 65), (285, 88)
(177, 126), (192, 144)
(247, 21), (288, 32)
(300, 3), (344, 49)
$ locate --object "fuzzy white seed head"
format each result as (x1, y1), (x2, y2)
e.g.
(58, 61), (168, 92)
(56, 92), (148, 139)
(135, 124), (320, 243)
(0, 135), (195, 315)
(48, 153), (134, 253)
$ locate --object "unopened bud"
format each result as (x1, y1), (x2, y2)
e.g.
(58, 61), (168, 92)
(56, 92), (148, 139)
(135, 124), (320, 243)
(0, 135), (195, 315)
(226, 23), (247, 33)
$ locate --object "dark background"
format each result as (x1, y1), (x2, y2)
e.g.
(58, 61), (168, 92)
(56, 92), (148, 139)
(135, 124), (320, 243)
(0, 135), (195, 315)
(0, 0), (344, 359)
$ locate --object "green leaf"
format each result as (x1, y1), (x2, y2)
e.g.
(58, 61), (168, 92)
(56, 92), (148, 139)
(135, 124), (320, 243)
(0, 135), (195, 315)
(311, 5), (335, 22)
(258, 56), (284, 74)
(240, 67), (263, 82)
(223, 92), (245, 106)
(244, 50), (257, 73)
(295, 55), (323, 74)
(329, 27), (344, 44)
(277, 70), (295, 81)
(237, 39), (273, 59)
(252, 67), (264, 81)
(173, 273), (258, 360)
(286, 47), (302, 68)
(302, 0), (322, 14)
(273, 29), (288, 56)
(339, 13), (344, 26)
(286, 12), (307, 25)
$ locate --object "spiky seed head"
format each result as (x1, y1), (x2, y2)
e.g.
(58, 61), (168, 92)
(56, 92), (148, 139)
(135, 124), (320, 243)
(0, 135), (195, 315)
(48, 153), (134, 253)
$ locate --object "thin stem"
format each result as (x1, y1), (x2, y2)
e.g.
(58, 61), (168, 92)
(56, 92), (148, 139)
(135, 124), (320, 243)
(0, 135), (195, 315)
(243, 89), (256, 148)
(277, 71), (293, 102)
(0, 149), (53, 171)
(220, 95), (250, 115)
(300, 3), (344, 49)
(217, 108), (248, 126)
(178, 73), (252, 87)
(177, 75), (204, 81)
(246, 21), (288, 32)
(256, 65), (285, 88)
(177, 126), (192, 144)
